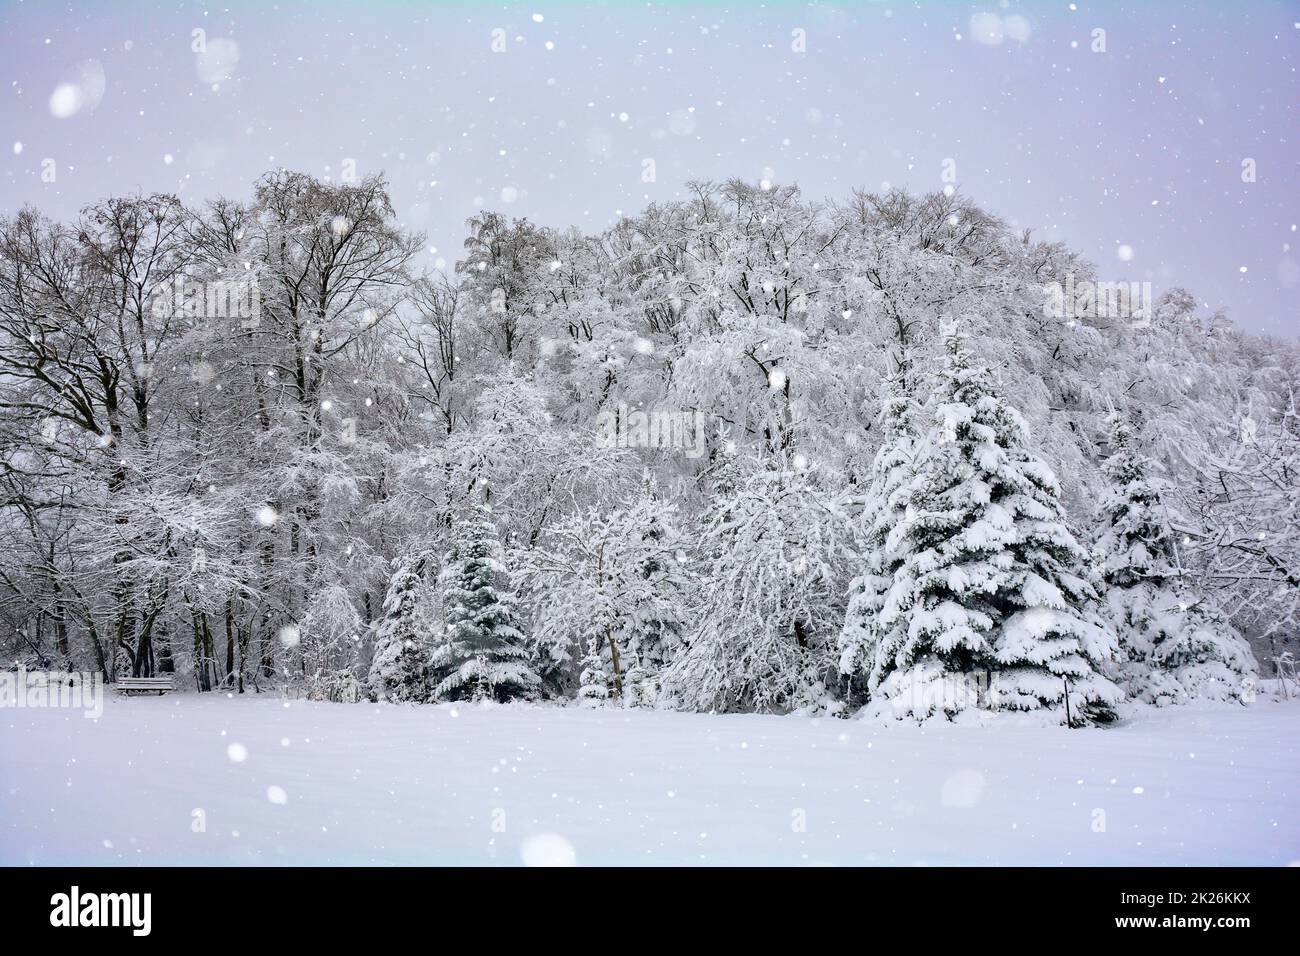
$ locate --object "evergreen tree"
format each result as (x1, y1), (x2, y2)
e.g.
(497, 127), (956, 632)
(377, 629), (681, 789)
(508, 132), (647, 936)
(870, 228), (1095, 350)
(577, 635), (611, 707)
(621, 660), (656, 707)
(618, 496), (687, 699)
(867, 332), (1122, 724)
(1097, 411), (1255, 704)
(839, 365), (917, 702)
(367, 553), (434, 703)
(431, 505), (539, 702)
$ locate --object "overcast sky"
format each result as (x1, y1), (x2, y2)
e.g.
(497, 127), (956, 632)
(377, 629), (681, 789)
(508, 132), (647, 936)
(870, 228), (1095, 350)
(2, 1), (1296, 336)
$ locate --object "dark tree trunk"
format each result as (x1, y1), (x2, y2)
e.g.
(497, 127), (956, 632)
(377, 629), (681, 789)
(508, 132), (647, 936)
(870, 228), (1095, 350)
(605, 627), (624, 699)
(192, 611), (212, 692)
(224, 600), (236, 688)
(157, 622), (174, 673)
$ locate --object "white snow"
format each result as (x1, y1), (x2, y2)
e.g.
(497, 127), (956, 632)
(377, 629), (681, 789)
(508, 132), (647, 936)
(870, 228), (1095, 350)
(48, 83), (83, 119)
(2, 695), (1297, 865)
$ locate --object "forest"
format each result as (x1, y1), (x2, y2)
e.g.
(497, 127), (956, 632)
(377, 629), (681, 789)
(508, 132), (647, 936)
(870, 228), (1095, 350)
(1, 172), (1295, 723)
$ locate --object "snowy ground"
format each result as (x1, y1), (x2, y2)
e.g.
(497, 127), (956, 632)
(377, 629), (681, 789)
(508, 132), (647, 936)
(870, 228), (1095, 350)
(2, 693), (1297, 866)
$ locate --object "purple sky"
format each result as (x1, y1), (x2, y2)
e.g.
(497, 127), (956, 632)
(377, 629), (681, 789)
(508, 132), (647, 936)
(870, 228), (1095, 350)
(2, 1), (1297, 336)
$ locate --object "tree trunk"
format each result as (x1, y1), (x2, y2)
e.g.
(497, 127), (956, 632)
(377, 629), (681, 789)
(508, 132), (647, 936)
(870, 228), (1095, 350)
(85, 617), (109, 682)
(157, 622), (174, 673)
(605, 626), (624, 699)
(224, 600), (236, 688)
(192, 611), (212, 692)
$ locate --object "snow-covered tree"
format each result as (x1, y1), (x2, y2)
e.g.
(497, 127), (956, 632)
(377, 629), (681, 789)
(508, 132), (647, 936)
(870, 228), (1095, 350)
(438, 367), (636, 546)
(839, 364), (918, 702)
(431, 505), (539, 702)
(660, 456), (852, 713)
(866, 332), (1122, 725)
(515, 495), (687, 703)
(577, 636), (611, 707)
(1096, 410), (1255, 704)
(1170, 393), (1300, 672)
(300, 584), (365, 702)
(367, 553), (435, 703)
(3, 170), (1297, 704)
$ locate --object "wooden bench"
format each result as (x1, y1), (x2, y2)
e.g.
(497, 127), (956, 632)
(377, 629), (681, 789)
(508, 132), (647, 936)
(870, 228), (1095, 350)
(115, 676), (175, 696)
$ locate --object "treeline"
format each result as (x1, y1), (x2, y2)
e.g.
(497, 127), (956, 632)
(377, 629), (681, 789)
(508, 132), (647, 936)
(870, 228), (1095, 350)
(0, 173), (1295, 721)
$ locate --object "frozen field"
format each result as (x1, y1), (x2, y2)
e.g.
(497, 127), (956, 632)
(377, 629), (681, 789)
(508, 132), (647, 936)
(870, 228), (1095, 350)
(2, 694), (1297, 866)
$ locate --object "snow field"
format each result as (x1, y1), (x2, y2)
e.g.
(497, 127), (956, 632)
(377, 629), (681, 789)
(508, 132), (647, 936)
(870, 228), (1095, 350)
(2, 693), (1297, 866)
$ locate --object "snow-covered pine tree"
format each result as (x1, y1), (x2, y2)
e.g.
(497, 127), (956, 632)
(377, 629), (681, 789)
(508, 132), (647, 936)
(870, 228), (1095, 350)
(367, 553), (434, 703)
(1096, 411), (1178, 594)
(867, 331), (1122, 724)
(1096, 410), (1255, 704)
(430, 504), (539, 702)
(618, 496), (688, 704)
(577, 636), (611, 706)
(839, 364), (917, 703)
